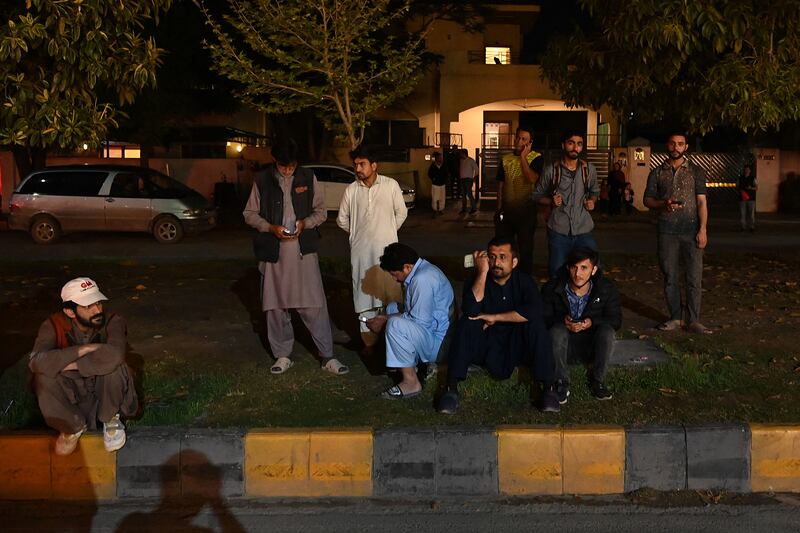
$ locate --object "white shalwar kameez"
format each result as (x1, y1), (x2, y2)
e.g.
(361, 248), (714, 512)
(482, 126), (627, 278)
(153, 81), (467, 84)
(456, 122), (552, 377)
(337, 174), (408, 331)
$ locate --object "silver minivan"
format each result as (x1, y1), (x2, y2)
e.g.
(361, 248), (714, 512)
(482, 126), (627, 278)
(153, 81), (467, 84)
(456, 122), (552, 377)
(8, 165), (217, 244)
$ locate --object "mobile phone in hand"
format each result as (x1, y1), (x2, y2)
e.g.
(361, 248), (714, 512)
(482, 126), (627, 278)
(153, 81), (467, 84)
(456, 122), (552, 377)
(358, 315), (370, 323)
(282, 228), (295, 235)
(463, 254), (475, 268)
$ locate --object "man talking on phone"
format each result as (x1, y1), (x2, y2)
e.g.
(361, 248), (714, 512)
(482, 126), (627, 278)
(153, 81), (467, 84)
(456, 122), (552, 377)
(495, 126), (544, 276)
(437, 236), (559, 414)
(541, 247), (621, 403)
(644, 131), (710, 334)
(244, 138), (349, 375)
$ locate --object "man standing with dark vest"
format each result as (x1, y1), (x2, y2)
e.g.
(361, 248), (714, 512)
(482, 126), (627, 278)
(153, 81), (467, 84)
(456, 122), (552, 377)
(244, 138), (349, 375)
(29, 277), (138, 456)
(495, 126), (544, 276)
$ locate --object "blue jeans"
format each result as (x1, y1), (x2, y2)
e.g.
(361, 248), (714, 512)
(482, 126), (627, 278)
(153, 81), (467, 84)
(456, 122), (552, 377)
(547, 230), (598, 278)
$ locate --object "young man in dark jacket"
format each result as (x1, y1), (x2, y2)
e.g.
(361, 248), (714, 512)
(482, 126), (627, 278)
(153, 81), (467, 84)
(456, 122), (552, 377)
(541, 247), (622, 403)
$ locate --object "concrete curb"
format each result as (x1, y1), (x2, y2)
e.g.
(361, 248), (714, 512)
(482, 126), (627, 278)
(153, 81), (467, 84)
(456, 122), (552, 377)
(1, 424), (798, 500)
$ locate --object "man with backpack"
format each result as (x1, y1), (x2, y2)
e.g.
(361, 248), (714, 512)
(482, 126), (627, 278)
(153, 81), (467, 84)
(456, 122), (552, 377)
(534, 130), (600, 278)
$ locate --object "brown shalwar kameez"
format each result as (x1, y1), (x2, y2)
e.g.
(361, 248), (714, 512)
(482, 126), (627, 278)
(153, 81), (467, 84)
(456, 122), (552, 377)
(28, 314), (138, 434)
(243, 171), (334, 359)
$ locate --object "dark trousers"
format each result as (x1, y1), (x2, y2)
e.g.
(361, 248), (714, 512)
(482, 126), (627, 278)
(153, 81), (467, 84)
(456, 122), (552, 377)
(495, 204), (537, 276)
(34, 365), (136, 434)
(446, 316), (554, 386)
(459, 178), (476, 211)
(549, 322), (615, 384)
(657, 232), (703, 324)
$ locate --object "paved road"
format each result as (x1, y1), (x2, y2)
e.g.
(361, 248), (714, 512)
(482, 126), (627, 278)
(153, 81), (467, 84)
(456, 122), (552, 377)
(3, 498), (800, 532)
(1, 208), (799, 264)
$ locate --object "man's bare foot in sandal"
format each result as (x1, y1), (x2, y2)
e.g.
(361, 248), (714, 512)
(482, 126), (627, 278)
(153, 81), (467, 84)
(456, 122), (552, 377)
(322, 358), (350, 375)
(270, 357), (293, 374)
(657, 319), (684, 331)
(687, 322), (712, 335)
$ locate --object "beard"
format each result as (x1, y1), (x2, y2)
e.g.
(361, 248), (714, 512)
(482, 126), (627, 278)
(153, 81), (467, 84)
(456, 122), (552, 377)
(76, 312), (106, 329)
(668, 149), (686, 160)
(565, 150), (580, 160)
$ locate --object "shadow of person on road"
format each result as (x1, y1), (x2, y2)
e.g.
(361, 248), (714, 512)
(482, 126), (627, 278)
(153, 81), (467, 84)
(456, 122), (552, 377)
(115, 449), (245, 533)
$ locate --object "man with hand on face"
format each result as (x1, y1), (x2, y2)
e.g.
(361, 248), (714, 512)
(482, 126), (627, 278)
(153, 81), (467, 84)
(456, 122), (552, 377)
(365, 243), (453, 399)
(542, 247), (621, 404)
(244, 138), (349, 376)
(29, 278), (137, 456)
(534, 130), (600, 278)
(643, 131), (710, 335)
(437, 237), (559, 414)
(337, 145), (408, 355)
(495, 126), (544, 276)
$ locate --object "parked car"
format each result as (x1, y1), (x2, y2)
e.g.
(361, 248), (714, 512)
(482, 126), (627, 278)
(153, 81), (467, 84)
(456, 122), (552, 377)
(306, 164), (416, 212)
(8, 165), (217, 244)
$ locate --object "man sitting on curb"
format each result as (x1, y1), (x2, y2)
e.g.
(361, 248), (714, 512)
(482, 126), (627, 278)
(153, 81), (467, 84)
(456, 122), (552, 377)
(437, 237), (560, 414)
(366, 243), (454, 399)
(28, 278), (138, 455)
(541, 247), (622, 403)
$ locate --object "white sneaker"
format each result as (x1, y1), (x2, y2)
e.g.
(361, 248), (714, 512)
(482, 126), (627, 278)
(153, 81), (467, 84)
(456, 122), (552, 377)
(103, 414), (126, 452)
(55, 426), (86, 456)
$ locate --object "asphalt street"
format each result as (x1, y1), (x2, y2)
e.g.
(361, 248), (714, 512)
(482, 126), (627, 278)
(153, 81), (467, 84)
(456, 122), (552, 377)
(1, 207), (799, 264)
(3, 498), (800, 532)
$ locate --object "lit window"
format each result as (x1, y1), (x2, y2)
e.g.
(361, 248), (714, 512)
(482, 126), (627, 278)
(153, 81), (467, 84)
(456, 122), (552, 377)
(485, 47), (511, 65)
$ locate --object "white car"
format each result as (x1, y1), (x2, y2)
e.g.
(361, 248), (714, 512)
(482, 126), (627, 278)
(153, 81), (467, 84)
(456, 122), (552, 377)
(306, 164), (415, 212)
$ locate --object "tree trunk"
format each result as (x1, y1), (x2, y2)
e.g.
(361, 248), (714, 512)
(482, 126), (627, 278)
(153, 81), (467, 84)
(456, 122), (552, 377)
(11, 145), (47, 179)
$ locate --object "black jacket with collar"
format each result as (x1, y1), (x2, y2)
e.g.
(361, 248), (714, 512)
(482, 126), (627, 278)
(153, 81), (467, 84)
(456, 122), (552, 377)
(541, 269), (622, 331)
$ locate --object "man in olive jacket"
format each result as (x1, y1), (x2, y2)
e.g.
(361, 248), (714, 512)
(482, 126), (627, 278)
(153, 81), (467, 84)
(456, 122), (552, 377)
(541, 247), (621, 403)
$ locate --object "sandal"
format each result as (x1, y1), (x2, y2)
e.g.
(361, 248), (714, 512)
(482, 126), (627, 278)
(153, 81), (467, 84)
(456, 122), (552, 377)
(687, 322), (712, 335)
(270, 357), (294, 374)
(657, 319), (684, 331)
(380, 384), (421, 400)
(322, 358), (350, 375)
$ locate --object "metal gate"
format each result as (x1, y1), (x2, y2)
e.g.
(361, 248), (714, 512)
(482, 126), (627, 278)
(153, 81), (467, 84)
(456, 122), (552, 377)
(650, 152), (750, 210)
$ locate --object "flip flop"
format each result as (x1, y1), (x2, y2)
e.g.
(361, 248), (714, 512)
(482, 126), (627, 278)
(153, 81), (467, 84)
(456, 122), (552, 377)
(380, 385), (421, 400)
(322, 358), (350, 375)
(657, 319), (684, 331)
(270, 357), (293, 374)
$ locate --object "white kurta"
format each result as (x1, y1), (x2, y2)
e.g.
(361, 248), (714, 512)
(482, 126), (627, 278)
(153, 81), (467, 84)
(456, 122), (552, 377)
(336, 174), (408, 314)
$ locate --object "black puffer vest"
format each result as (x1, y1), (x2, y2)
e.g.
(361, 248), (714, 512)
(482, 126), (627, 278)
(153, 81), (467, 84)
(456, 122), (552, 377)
(253, 165), (321, 262)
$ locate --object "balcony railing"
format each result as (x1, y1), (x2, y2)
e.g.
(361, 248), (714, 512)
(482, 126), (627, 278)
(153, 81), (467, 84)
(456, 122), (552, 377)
(467, 50), (521, 65)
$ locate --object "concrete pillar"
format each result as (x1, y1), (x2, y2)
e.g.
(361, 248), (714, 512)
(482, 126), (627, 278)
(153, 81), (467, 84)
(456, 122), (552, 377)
(626, 140), (651, 211)
(755, 148), (780, 213)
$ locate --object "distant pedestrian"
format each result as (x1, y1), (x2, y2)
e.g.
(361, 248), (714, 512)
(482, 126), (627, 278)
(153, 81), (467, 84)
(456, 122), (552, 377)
(427, 152), (448, 215)
(494, 126), (544, 275)
(534, 130), (600, 278)
(29, 277), (137, 456)
(738, 164), (757, 231)
(644, 131), (711, 334)
(458, 149), (479, 215)
(244, 138), (349, 375)
(337, 145), (408, 355)
(623, 182), (635, 215)
(608, 162), (625, 216)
